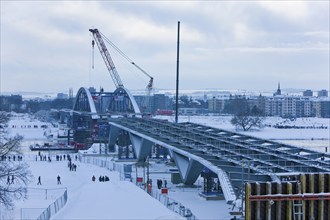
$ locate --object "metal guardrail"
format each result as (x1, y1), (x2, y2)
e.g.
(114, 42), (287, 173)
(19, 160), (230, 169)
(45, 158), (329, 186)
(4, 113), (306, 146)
(36, 190), (67, 220)
(146, 187), (198, 220)
(20, 188), (67, 220)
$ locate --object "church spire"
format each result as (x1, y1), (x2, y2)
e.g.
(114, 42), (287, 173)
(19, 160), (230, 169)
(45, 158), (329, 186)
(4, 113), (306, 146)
(274, 82), (281, 96)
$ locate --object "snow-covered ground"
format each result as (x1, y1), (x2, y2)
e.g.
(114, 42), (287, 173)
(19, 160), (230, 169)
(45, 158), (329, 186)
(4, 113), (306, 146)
(4, 116), (184, 220)
(3, 114), (329, 220)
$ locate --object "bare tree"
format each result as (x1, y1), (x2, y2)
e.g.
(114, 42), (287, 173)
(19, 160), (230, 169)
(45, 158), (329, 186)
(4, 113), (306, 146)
(0, 112), (32, 209)
(231, 114), (264, 131)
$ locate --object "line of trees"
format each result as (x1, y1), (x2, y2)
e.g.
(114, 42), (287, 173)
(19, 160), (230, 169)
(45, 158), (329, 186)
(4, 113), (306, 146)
(0, 112), (32, 209)
(0, 95), (74, 113)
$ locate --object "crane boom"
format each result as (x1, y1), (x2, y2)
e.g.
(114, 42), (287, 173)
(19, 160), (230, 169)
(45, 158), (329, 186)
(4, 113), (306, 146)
(131, 62), (153, 91)
(89, 28), (123, 88)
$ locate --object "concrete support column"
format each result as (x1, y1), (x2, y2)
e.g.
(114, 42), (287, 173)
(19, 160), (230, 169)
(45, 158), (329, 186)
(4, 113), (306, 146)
(108, 125), (120, 152)
(129, 133), (153, 162)
(172, 152), (204, 185)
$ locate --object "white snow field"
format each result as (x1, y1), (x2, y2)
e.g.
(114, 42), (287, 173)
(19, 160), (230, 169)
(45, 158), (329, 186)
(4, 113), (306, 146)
(3, 114), (329, 220)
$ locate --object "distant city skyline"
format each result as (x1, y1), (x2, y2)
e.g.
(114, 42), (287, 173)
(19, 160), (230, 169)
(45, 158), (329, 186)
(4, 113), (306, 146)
(2, 87), (329, 101)
(1, 1), (329, 94)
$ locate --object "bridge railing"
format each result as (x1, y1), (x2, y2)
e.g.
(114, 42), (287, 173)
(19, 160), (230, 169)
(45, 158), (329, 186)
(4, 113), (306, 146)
(217, 169), (236, 203)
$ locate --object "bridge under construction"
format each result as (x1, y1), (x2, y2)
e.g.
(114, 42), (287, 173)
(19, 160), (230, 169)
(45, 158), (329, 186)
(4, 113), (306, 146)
(67, 27), (330, 219)
(108, 117), (330, 204)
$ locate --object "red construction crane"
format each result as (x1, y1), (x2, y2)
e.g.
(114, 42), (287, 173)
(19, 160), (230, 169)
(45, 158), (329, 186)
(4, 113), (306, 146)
(89, 28), (124, 88)
(89, 28), (154, 113)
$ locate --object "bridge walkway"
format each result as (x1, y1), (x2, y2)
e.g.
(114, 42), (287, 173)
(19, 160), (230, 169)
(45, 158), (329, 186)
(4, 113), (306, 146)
(108, 117), (330, 203)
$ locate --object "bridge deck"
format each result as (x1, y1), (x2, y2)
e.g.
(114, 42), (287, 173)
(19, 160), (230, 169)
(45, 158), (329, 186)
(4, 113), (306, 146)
(109, 117), (330, 197)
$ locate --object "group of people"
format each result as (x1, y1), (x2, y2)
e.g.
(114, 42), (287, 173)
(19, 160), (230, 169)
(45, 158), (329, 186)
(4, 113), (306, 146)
(156, 179), (167, 189)
(6, 175), (15, 184)
(92, 175), (109, 182)
(1, 155), (23, 161)
(68, 160), (77, 171)
(55, 154), (68, 161)
(36, 152), (49, 161)
(36, 152), (78, 163)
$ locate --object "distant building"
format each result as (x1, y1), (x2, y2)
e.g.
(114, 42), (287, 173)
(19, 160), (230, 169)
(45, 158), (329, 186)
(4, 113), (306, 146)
(134, 94), (172, 114)
(179, 108), (208, 115)
(314, 99), (330, 118)
(57, 93), (69, 99)
(317, 90), (328, 98)
(265, 97), (282, 116)
(153, 94), (167, 113)
(273, 82), (282, 96)
(282, 97), (297, 118)
(208, 97), (227, 113)
(69, 88), (74, 99)
(303, 90), (313, 97)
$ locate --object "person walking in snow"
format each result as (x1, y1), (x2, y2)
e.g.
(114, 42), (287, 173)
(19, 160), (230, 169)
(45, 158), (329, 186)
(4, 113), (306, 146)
(11, 175), (14, 184)
(37, 176), (42, 185)
(57, 175), (61, 184)
(7, 175), (10, 184)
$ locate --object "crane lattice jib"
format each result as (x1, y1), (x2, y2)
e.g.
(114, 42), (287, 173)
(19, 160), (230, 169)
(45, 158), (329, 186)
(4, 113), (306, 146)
(89, 29), (124, 88)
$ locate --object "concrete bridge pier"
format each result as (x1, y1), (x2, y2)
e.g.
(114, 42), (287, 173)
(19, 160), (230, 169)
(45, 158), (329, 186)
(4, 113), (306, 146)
(171, 152), (204, 185)
(108, 125), (120, 152)
(129, 133), (153, 162)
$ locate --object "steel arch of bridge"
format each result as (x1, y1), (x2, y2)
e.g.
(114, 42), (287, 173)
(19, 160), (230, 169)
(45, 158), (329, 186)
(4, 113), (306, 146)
(73, 87), (98, 114)
(73, 87), (140, 115)
(110, 87), (140, 114)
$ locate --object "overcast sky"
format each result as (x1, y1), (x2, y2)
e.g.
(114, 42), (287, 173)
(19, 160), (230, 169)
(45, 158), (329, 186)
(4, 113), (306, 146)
(1, 1), (329, 95)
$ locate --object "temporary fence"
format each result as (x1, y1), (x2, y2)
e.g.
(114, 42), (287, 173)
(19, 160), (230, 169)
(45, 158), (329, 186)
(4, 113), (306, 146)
(79, 154), (122, 173)
(26, 187), (65, 200)
(36, 189), (67, 220)
(79, 154), (198, 220)
(147, 187), (198, 220)
(20, 187), (67, 220)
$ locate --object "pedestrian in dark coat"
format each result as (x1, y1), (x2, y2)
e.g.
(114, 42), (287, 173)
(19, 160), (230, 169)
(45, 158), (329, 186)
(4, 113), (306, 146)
(57, 175), (61, 184)
(37, 176), (42, 185)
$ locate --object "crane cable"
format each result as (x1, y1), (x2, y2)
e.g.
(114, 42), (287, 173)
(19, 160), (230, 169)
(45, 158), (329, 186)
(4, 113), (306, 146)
(99, 31), (153, 79)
